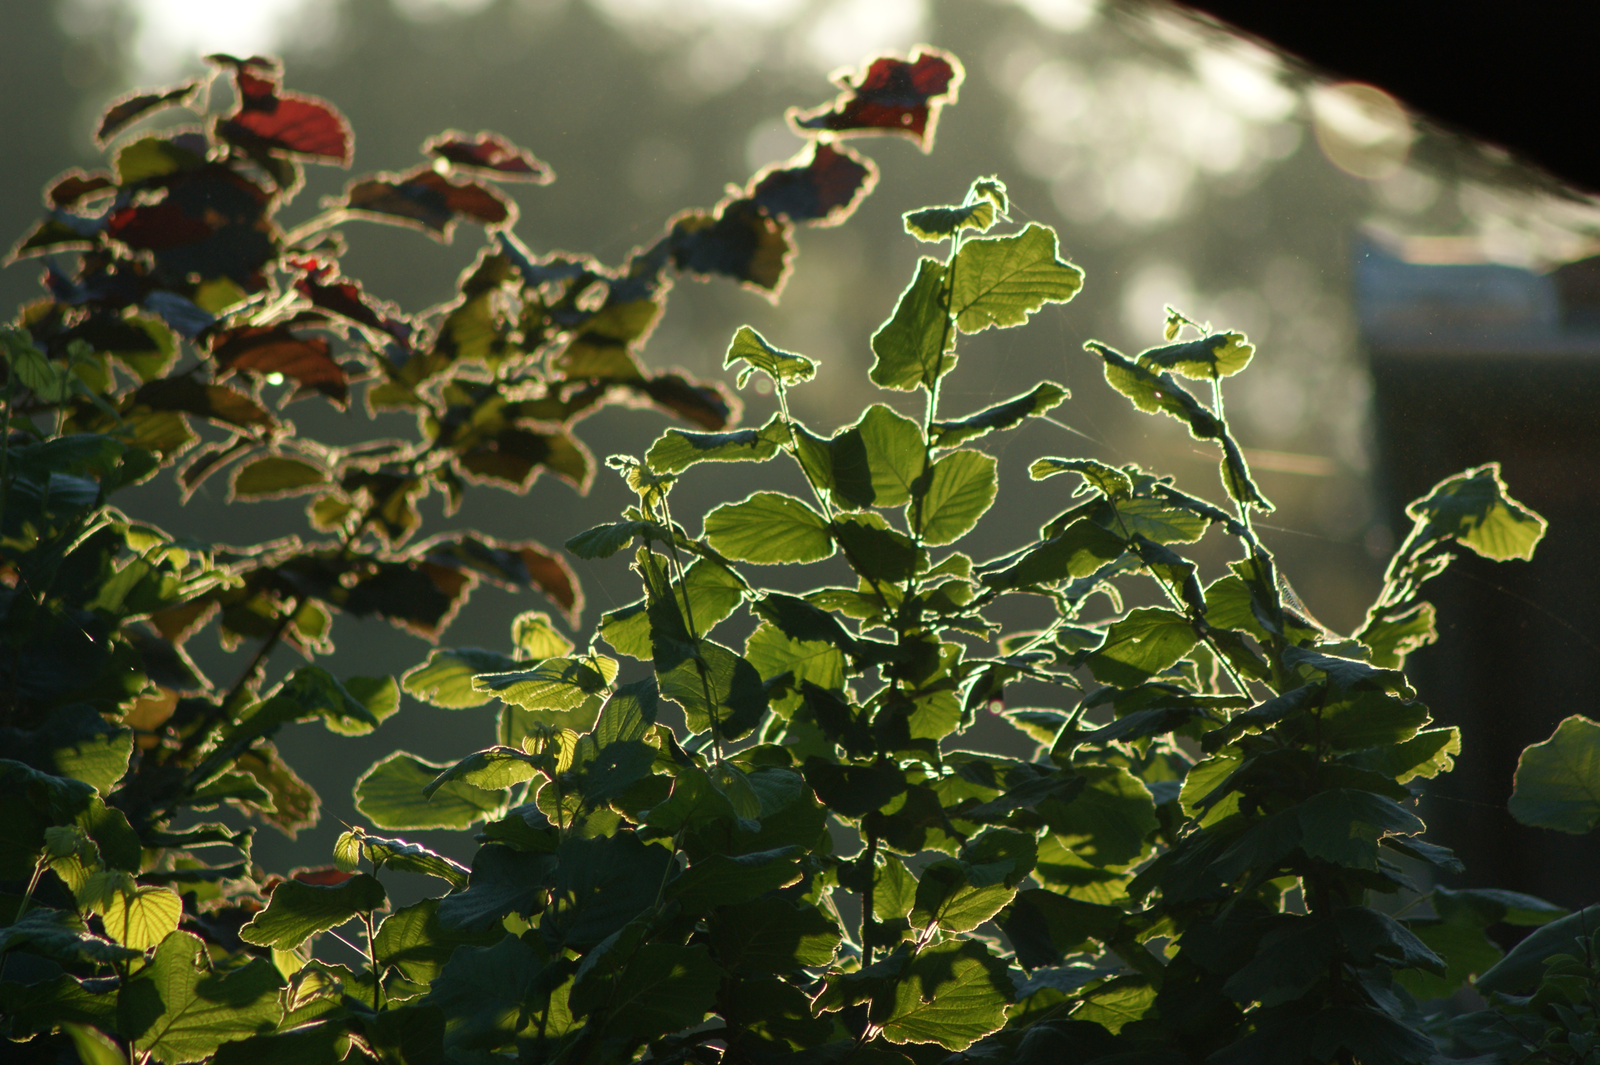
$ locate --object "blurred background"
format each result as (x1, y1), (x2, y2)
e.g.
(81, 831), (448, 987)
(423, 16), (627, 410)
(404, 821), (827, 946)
(4, 0), (1597, 905)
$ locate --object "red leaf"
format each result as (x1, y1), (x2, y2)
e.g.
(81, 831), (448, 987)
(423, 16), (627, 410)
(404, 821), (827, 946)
(211, 325), (348, 404)
(345, 167), (515, 240)
(749, 142), (877, 227)
(96, 79), (202, 146)
(108, 201), (213, 250)
(630, 372), (736, 431)
(424, 130), (553, 184)
(289, 258), (409, 341)
(420, 533), (580, 623)
(789, 48), (964, 151)
(668, 199), (792, 294)
(48, 170), (118, 209)
(290, 866), (354, 887)
(212, 53), (352, 164)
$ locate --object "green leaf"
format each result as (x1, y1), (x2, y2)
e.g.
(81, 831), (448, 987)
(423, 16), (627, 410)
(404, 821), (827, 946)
(425, 747), (538, 796)
(903, 180), (1005, 241)
(427, 933), (541, 1052)
(1046, 764), (1157, 869)
(100, 884), (183, 950)
(1217, 434), (1272, 512)
(1085, 340), (1222, 436)
(708, 896), (841, 973)
(724, 325), (816, 386)
(831, 512), (922, 583)
(0, 908), (140, 966)
(979, 518), (1126, 590)
(512, 611), (575, 659)
(570, 940), (721, 1042)
(1086, 607), (1199, 687)
(745, 621), (846, 694)
(565, 519), (669, 560)
(123, 931), (284, 1064)
(912, 828), (1036, 933)
(230, 455), (327, 499)
(874, 856), (918, 922)
(374, 898), (505, 984)
(830, 404), (926, 509)
(337, 829), (470, 888)
(472, 655), (615, 711)
(2, 706), (134, 795)
(356, 751), (504, 830)
(436, 845), (558, 932)
(593, 678), (658, 746)
(1474, 903), (1600, 995)
(950, 223), (1083, 334)
(64, 1025), (128, 1065)
(211, 1023), (351, 1065)
(1136, 331), (1254, 379)
(658, 638), (767, 740)
(645, 413), (789, 473)
(667, 847), (804, 913)
(914, 449), (997, 546)
(878, 939), (1012, 1050)
(542, 833), (674, 951)
(932, 382), (1068, 447)
(1095, 496), (1210, 544)
(275, 665), (383, 735)
(1509, 715), (1600, 833)
(1406, 462), (1547, 562)
(3, 328), (72, 402)
(1359, 602), (1438, 669)
(402, 648), (519, 709)
(1001, 889), (1125, 967)
(871, 257), (952, 391)
(239, 872), (386, 950)
(704, 491), (832, 564)
(1074, 977), (1156, 1035)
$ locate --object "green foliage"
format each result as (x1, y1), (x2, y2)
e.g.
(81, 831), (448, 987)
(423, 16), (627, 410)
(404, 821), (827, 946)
(0, 48), (960, 1063)
(0, 50), (1582, 1065)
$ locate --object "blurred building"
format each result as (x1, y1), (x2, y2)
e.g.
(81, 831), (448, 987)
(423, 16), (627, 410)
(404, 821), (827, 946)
(1357, 237), (1600, 907)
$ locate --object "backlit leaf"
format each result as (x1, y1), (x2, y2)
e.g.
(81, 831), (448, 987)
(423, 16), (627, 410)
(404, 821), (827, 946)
(97, 80), (201, 144)
(831, 403), (926, 508)
(425, 129), (553, 183)
(238, 873), (386, 950)
(951, 224), (1083, 333)
(1086, 607), (1199, 687)
(123, 931), (283, 1063)
(878, 939), (1011, 1050)
(356, 751), (504, 830)
(789, 48), (964, 151)
(704, 491), (833, 564)
(346, 167), (514, 239)
(932, 382), (1067, 447)
(1137, 331), (1254, 379)
(1509, 715), (1600, 834)
(724, 325), (816, 386)
(374, 898), (504, 984)
(749, 141), (877, 227)
(914, 449), (997, 545)
(1405, 462), (1547, 563)
(426, 747), (538, 796)
(645, 414), (788, 474)
(100, 885), (182, 951)
(870, 257), (951, 391)
(403, 648), (519, 708)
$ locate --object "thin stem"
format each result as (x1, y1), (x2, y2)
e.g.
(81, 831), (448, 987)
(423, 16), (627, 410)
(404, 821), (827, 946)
(860, 832), (879, 965)
(363, 910), (385, 1012)
(281, 207), (354, 249)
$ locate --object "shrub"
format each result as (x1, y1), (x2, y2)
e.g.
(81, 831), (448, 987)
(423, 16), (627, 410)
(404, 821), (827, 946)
(1, 49), (1588, 1065)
